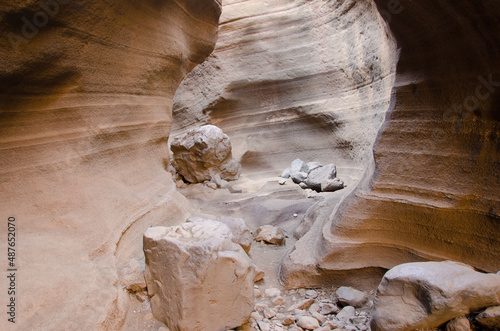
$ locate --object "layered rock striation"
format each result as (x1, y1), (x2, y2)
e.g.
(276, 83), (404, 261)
(173, 0), (398, 181)
(282, 0), (500, 288)
(0, 0), (221, 329)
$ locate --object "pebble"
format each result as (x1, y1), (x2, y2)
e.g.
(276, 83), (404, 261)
(250, 311), (263, 321)
(312, 311), (327, 324)
(288, 298), (314, 311)
(320, 303), (340, 315)
(336, 306), (356, 321)
(265, 288), (282, 298)
(264, 307), (277, 319)
(297, 316), (320, 330)
(282, 315), (296, 326)
(272, 296), (285, 306)
(305, 290), (319, 299)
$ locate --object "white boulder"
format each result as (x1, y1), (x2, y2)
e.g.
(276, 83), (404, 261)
(143, 220), (255, 331)
(370, 261), (500, 331)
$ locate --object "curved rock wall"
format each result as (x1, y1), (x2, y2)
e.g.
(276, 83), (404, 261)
(0, 0), (220, 329)
(173, 0), (397, 181)
(282, 0), (500, 288)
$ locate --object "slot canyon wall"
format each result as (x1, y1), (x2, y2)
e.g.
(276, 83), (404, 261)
(0, 0), (220, 329)
(282, 0), (500, 288)
(173, 0), (500, 289)
(172, 0), (398, 182)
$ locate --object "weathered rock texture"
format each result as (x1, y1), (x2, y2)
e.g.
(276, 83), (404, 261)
(144, 221), (255, 331)
(0, 0), (220, 329)
(370, 261), (500, 331)
(281, 0), (500, 288)
(173, 0), (398, 181)
(171, 124), (241, 183)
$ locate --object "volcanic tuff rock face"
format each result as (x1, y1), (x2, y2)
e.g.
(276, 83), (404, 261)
(0, 0), (220, 329)
(282, 0), (500, 289)
(173, 0), (398, 181)
(173, 0), (500, 289)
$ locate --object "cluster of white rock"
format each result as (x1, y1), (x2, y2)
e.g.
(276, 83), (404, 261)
(281, 159), (345, 193)
(242, 286), (371, 331)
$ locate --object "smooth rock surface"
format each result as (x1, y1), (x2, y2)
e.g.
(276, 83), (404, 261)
(171, 125), (242, 183)
(305, 164), (337, 192)
(297, 315), (320, 330)
(370, 261), (500, 331)
(143, 221), (255, 330)
(336, 287), (368, 308)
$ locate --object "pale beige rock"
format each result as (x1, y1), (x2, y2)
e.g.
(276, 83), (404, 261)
(336, 287), (368, 308)
(171, 125), (242, 183)
(297, 316), (320, 330)
(255, 225), (286, 245)
(187, 216), (252, 254)
(446, 317), (471, 331)
(288, 298), (315, 311)
(143, 221), (255, 331)
(265, 288), (282, 298)
(282, 315), (296, 326)
(475, 306), (500, 328)
(370, 261), (500, 331)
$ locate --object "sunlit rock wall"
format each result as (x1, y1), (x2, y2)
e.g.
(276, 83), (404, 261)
(0, 0), (220, 329)
(173, 0), (397, 182)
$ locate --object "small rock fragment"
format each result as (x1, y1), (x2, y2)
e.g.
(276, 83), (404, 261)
(265, 288), (282, 298)
(257, 320), (271, 331)
(278, 178), (287, 185)
(250, 311), (263, 321)
(336, 286), (368, 308)
(272, 296), (285, 306)
(446, 316), (471, 331)
(475, 306), (500, 328)
(288, 298), (315, 311)
(336, 306), (356, 321)
(320, 303), (340, 315)
(297, 316), (320, 330)
(312, 311), (327, 324)
(254, 268), (265, 282)
(305, 289), (319, 299)
(264, 307), (277, 319)
(282, 315), (296, 326)
(281, 168), (291, 179)
(321, 178), (344, 192)
(255, 225), (286, 245)
(254, 289), (262, 298)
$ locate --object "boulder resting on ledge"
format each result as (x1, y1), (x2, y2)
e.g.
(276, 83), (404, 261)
(171, 125), (242, 183)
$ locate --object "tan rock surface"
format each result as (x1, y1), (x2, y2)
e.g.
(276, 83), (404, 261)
(143, 221), (255, 331)
(0, 0), (221, 329)
(280, 0), (500, 288)
(370, 261), (500, 331)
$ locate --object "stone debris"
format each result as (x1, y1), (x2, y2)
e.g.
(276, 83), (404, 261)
(370, 261), (500, 331)
(336, 286), (368, 308)
(446, 316), (471, 331)
(170, 124), (241, 183)
(281, 158), (345, 193)
(235, 286), (373, 331)
(143, 220), (255, 331)
(255, 225), (286, 245)
(296, 316), (320, 330)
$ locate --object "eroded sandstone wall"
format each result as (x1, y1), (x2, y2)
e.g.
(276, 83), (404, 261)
(282, 0), (500, 288)
(172, 0), (397, 182)
(0, 0), (220, 329)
